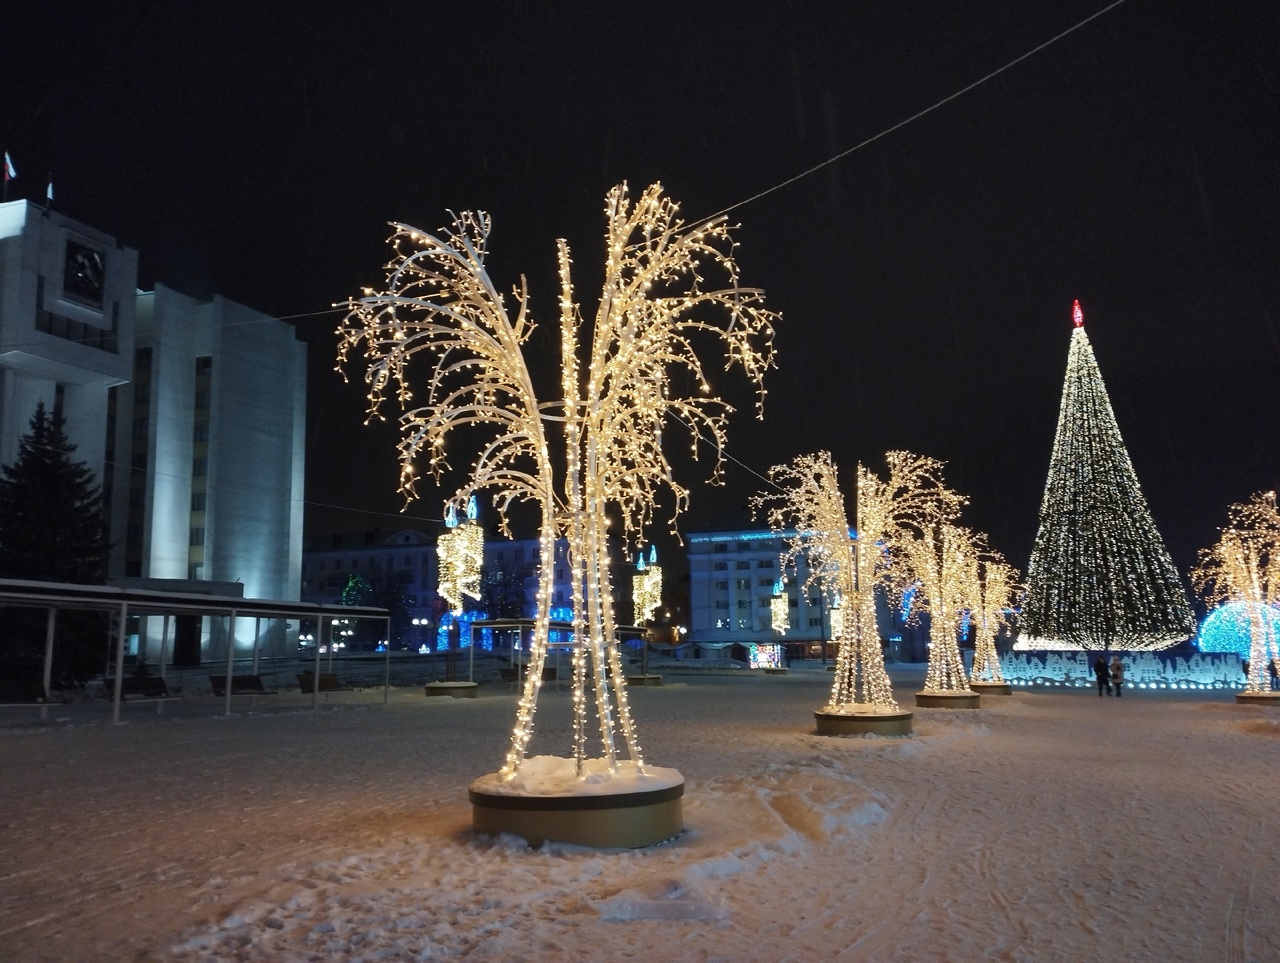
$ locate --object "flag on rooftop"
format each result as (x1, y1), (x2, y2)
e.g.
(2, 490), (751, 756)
(46, 174), (53, 204)
(3, 152), (15, 181)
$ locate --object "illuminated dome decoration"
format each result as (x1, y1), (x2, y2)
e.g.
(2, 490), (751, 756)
(1196, 601), (1280, 655)
(1018, 301), (1194, 651)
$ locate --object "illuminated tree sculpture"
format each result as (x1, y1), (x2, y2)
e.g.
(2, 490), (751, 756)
(1191, 491), (1280, 697)
(754, 452), (912, 734)
(339, 182), (776, 846)
(903, 521), (983, 699)
(1020, 301), (1194, 651)
(969, 550), (1021, 690)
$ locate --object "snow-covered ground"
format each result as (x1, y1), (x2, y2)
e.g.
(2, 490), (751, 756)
(1, 664), (1276, 961)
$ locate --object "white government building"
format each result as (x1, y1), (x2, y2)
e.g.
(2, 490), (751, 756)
(0, 199), (305, 662)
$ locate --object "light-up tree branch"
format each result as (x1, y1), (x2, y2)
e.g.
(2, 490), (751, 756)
(1191, 491), (1280, 693)
(339, 182), (776, 780)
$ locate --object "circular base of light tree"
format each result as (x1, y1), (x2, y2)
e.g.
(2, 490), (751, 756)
(469, 778), (684, 849)
(425, 681), (479, 698)
(814, 707), (913, 736)
(1236, 691), (1280, 706)
(969, 681), (1013, 696)
(915, 689), (981, 709)
(626, 674), (663, 687)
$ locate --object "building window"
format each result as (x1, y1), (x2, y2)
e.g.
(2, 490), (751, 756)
(713, 544), (728, 553)
(735, 561), (750, 570)
(809, 617), (822, 627)
(713, 561), (728, 571)
(757, 559), (774, 569)
(192, 457), (207, 477)
(736, 578), (750, 590)
(190, 491), (206, 512)
(189, 527), (205, 546)
(715, 580), (728, 590)
(737, 599), (750, 610)
(715, 601), (729, 610)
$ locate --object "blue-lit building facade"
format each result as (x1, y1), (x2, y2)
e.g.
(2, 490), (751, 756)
(300, 529), (634, 652)
(0, 200), (305, 661)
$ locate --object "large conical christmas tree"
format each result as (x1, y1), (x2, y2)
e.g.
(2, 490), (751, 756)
(1019, 301), (1193, 651)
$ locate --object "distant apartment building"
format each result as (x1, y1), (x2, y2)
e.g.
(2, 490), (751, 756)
(686, 528), (922, 662)
(0, 200), (305, 659)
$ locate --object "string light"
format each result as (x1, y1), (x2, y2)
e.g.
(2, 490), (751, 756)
(338, 182), (777, 781)
(1191, 491), (1280, 693)
(770, 577), (791, 634)
(970, 552), (1021, 684)
(436, 501), (484, 615)
(632, 545), (663, 624)
(1019, 303), (1194, 651)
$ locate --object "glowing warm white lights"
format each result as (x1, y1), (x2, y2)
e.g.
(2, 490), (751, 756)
(437, 502), (484, 615)
(339, 182), (777, 780)
(1191, 491), (1280, 693)
(753, 452), (898, 711)
(632, 546), (663, 625)
(1019, 303), (1194, 651)
(969, 553), (1021, 685)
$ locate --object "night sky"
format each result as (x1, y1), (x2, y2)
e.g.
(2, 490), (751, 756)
(4, 1), (1277, 597)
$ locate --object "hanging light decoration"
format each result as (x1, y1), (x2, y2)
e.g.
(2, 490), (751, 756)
(632, 545), (663, 624)
(437, 496), (484, 615)
(770, 577), (791, 634)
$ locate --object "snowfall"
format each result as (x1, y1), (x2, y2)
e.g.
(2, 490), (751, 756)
(1, 661), (1277, 962)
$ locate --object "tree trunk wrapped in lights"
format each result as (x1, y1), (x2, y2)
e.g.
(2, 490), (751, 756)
(969, 552), (1021, 685)
(1019, 301), (1194, 651)
(1191, 491), (1280, 695)
(339, 183), (777, 806)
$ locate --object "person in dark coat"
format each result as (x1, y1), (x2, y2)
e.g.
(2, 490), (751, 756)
(1094, 656), (1110, 696)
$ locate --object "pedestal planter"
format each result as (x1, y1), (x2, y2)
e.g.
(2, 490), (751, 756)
(1235, 691), (1280, 706)
(814, 706), (913, 736)
(969, 681), (1013, 696)
(626, 674), (663, 687)
(425, 681), (479, 698)
(915, 689), (981, 709)
(470, 758), (684, 848)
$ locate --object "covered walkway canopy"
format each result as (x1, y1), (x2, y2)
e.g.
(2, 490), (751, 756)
(0, 577), (388, 720)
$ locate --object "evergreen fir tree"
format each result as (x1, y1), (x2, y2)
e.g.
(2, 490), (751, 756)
(0, 403), (111, 687)
(0, 402), (109, 583)
(1019, 302), (1194, 651)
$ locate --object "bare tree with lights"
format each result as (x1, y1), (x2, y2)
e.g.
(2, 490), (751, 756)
(1020, 300), (1193, 652)
(969, 550), (1021, 686)
(902, 521), (984, 694)
(1191, 491), (1280, 695)
(339, 183), (777, 795)
(754, 452), (897, 711)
